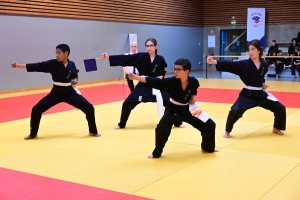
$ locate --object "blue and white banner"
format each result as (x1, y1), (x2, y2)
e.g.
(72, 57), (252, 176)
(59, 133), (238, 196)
(247, 8), (265, 47)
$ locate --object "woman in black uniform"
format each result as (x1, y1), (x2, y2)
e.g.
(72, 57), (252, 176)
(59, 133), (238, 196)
(207, 39), (286, 138)
(100, 38), (183, 129)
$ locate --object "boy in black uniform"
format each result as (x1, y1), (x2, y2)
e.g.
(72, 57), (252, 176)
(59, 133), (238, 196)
(129, 58), (218, 158)
(274, 50), (285, 78)
(12, 44), (99, 140)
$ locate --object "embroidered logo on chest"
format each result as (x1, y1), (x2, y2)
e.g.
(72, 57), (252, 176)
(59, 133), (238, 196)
(260, 66), (265, 76)
(152, 64), (158, 73)
(184, 89), (191, 100)
(66, 70), (72, 79)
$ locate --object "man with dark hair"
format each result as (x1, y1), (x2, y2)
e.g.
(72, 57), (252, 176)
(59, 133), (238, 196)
(12, 44), (100, 139)
(267, 40), (279, 65)
(129, 58), (218, 159)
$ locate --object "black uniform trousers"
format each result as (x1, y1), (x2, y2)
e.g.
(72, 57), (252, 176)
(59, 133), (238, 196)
(225, 96), (286, 132)
(118, 85), (182, 128)
(152, 109), (216, 158)
(290, 65), (300, 76)
(126, 74), (135, 92)
(275, 64), (284, 74)
(30, 91), (98, 137)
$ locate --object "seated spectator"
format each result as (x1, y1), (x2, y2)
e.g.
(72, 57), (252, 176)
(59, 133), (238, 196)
(286, 38), (297, 66)
(267, 40), (278, 65)
(275, 50), (285, 78)
(290, 46), (300, 78)
(297, 32), (300, 46)
(267, 51), (276, 66)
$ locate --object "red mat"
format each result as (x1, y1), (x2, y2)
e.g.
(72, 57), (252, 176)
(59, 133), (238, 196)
(0, 167), (151, 200)
(0, 84), (299, 123)
(0, 84), (126, 123)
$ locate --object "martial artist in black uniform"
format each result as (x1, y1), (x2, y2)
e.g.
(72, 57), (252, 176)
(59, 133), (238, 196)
(267, 40), (278, 65)
(207, 39), (286, 138)
(12, 44), (99, 140)
(128, 58), (218, 158)
(100, 38), (183, 129)
(286, 38), (297, 66)
(274, 50), (285, 78)
(291, 46), (300, 78)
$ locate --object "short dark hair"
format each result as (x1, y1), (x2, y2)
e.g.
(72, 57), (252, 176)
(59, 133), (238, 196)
(296, 46), (300, 51)
(247, 39), (264, 59)
(278, 50), (282, 53)
(56, 44), (70, 56)
(272, 40), (276, 43)
(174, 58), (192, 72)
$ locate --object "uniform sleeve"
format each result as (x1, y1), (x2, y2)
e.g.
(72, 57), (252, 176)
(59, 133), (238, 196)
(288, 45), (294, 55)
(145, 77), (170, 91)
(160, 57), (167, 77)
(216, 60), (243, 75)
(109, 53), (142, 67)
(26, 60), (53, 73)
(72, 69), (79, 79)
(191, 78), (200, 95)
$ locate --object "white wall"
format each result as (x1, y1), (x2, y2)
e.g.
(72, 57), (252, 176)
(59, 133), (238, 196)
(0, 15), (204, 91)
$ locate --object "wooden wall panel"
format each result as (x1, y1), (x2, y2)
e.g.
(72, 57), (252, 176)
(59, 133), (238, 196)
(0, 0), (203, 26)
(1, 0), (299, 27)
(203, 0), (300, 26)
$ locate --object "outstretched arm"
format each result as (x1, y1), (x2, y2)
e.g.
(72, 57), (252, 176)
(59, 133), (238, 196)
(12, 62), (26, 68)
(100, 52), (142, 67)
(128, 73), (146, 83)
(99, 52), (109, 60)
(206, 56), (217, 65)
(207, 56), (242, 75)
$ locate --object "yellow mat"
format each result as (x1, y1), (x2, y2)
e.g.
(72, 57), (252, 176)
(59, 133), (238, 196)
(1, 79), (300, 200)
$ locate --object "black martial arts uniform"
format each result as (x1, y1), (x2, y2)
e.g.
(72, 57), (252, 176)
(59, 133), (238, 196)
(291, 52), (300, 77)
(125, 67), (137, 92)
(144, 76), (216, 158)
(286, 44), (296, 66)
(216, 59), (286, 133)
(26, 59), (98, 137)
(109, 52), (182, 128)
(274, 56), (285, 75)
(267, 44), (278, 65)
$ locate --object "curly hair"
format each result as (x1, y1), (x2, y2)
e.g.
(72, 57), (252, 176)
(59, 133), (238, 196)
(174, 58), (192, 72)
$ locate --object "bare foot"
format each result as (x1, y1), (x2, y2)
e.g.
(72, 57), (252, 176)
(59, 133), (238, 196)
(272, 128), (284, 135)
(147, 154), (154, 159)
(24, 135), (37, 140)
(114, 125), (121, 130)
(223, 131), (231, 138)
(178, 124), (185, 128)
(89, 133), (101, 137)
